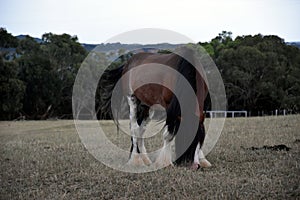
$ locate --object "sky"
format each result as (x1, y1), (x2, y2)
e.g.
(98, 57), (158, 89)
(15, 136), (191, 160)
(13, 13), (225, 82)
(1, 0), (299, 44)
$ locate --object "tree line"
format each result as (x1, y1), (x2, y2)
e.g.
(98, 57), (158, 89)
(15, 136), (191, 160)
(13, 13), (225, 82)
(200, 31), (300, 114)
(0, 28), (299, 120)
(0, 28), (87, 120)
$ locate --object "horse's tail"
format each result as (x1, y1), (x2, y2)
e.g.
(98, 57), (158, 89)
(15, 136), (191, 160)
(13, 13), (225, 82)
(98, 65), (125, 125)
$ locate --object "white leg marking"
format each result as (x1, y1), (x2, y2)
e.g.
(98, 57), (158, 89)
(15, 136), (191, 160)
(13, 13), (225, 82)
(131, 137), (138, 154)
(192, 144), (212, 169)
(199, 149), (205, 160)
(191, 143), (201, 170)
(199, 149), (212, 168)
(127, 95), (144, 166)
(194, 143), (201, 164)
(137, 120), (152, 165)
(155, 126), (173, 167)
(127, 95), (138, 132)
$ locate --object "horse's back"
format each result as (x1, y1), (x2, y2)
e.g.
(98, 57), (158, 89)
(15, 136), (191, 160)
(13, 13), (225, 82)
(124, 52), (181, 70)
(123, 52), (181, 107)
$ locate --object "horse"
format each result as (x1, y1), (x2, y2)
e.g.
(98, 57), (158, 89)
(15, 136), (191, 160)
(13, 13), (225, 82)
(99, 48), (212, 170)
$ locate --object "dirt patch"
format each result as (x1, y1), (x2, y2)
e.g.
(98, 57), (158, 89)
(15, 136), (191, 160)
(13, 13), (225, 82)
(243, 144), (291, 151)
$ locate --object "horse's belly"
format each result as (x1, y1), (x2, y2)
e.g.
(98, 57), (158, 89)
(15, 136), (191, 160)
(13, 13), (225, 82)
(134, 84), (172, 108)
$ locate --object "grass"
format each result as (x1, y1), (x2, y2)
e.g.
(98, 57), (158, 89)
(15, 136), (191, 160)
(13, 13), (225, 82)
(0, 115), (299, 199)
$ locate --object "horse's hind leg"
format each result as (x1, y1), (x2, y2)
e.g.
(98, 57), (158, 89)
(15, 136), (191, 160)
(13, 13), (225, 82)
(191, 143), (211, 169)
(191, 124), (211, 170)
(199, 148), (211, 168)
(198, 124), (211, 168)
(127, 95), (144, 166)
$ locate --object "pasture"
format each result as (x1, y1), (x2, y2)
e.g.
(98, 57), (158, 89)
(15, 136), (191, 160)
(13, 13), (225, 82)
(0, 115), (299, 199)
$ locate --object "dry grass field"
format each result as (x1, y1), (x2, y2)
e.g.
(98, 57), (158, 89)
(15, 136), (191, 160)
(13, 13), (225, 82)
(0, 115), (299, 199)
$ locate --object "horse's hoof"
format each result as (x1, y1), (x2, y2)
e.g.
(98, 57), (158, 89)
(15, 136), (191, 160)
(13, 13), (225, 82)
(154, 154), (173, 168)
(199, 159), (212, 168)
(191, 163), (200, 170)
(141, 154), (152, 165)
(154, 146), (173, 167)
(127, 153), (145, 166)
(154, 156), (173, 167)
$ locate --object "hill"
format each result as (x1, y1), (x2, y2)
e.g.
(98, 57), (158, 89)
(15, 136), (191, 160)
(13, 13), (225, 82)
(16, 35), (43, 43)
(287, 42), (300, 49)
(15, 35), (182, 52)
(15, 34), (300, 51)
(81, 42), (182, 52)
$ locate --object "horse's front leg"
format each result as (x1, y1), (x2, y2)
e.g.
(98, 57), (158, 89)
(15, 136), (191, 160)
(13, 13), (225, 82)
(199, 148), (211, 168)
(127, 95), (144, 166)
(155, 126), (174, 167)
(191, 123), (212, 170)
(191, 143), (212, 170)
(137, 119), (152, 165)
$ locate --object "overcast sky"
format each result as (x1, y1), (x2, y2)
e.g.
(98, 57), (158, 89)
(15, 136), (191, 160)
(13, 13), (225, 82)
(1, 0), (299, 44)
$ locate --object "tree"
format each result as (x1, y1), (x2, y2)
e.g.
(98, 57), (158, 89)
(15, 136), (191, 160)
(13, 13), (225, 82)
(203, 32), (300, 114)
(0, 55), (25, 120)
(40, 33), (87, 117)
(18, 37), (59, 119)
(0, 28), (18, 48)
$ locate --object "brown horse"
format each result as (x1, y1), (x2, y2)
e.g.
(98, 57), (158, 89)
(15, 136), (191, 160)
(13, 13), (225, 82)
(100, 49), (211, 169)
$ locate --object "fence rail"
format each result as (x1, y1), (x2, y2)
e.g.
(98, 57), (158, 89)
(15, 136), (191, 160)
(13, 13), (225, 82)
(206, 111), (247, 118)
(206, 109), (291, 118)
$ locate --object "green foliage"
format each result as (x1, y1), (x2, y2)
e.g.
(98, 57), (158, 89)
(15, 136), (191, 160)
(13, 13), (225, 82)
(0, 28), (18, 48)
(1, 28), (300, 120)
(18, 52), (58, 118)
(207, 32), (300, 113)
(40, 33), (88, 117)
(158, 49), (172, 54)
(0, 29), (88, 119)
(0, 56), (25, 120)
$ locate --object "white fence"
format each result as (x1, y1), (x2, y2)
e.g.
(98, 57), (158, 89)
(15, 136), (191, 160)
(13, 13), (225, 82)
(207, 111), (247, 118)
(255, 109), (288, 116)
(207, 109), (291, 118)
